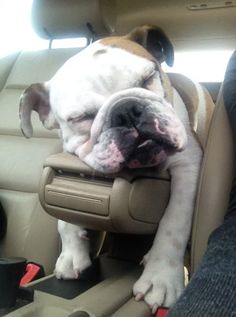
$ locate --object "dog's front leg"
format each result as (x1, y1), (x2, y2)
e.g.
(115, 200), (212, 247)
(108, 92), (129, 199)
(55, 220), (91, 279)
(133, 149), (201, 313)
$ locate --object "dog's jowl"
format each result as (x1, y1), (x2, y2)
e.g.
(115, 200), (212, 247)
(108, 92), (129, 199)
(19, 25), (209, 312)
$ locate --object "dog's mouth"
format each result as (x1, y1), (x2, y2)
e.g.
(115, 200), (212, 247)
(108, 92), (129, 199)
(80, 122), (186, 174)
(126, 135), (178, 168)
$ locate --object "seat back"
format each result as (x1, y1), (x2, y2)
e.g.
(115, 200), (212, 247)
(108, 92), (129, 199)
(0, 48), (81, 273)
(191, 89), (234, 272)
(169, 73), (234, 273)
(0, 26), (229, 276)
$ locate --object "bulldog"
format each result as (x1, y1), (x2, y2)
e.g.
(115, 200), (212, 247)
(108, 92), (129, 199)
(19, 26), (209, 312)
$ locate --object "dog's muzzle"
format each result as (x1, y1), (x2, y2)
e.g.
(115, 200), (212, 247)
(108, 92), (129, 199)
(78, 88), (187, 173)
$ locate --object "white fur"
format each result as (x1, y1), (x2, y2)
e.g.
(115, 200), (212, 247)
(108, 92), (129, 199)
(53, 89), (202, 312)
(133, 90), (202, 311)
(48, 43), (156, 154)
(52, 46), (202, 310)
(55, 220), (91, 279)
(21, 39), (203, 312)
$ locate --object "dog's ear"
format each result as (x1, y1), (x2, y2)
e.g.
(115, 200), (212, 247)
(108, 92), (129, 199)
(126, 25), (174, 67)
(19, 83), (59, 138)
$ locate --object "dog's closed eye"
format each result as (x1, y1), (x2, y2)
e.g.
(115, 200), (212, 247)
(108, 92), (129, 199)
(67, 112), (96, 124)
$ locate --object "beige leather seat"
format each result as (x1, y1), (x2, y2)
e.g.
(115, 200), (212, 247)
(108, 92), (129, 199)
(191, 89), (234, 273)
(0, 1), (234, 317)
(0, 48), (83, 274)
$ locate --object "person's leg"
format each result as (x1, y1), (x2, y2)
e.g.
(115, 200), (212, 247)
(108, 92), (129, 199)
(167, 210), (236, 317)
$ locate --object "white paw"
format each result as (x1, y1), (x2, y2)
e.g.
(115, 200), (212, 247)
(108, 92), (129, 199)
(133, 260), (184, 314)
(55, 250), (92, 280)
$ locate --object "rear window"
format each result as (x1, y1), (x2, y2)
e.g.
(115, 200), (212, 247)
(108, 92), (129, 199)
(0, 0), (86, 58)
(163, 50), (233, 82)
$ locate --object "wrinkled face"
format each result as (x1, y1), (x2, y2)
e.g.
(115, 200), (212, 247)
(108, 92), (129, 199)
(19, 26), (187, 173)
(76, 90), (187, 173)
(47, 44), (187, 173)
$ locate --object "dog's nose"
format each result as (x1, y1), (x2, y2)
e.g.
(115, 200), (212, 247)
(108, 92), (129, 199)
(110, 101), (143, 128)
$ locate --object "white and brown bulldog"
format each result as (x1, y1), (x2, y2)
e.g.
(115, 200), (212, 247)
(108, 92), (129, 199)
(19, 26), (210, 312)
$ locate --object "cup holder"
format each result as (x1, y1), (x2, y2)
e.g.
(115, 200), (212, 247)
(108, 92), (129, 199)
(0, 257), (34, 316)
(0, 257), (26, 309)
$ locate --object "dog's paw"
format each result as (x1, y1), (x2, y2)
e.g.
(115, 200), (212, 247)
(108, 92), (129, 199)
(55, 250), (92, 280)
(133, 260), (184, 314)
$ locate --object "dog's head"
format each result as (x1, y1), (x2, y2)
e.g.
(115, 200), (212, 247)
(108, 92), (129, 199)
(19, 25), (187, 173)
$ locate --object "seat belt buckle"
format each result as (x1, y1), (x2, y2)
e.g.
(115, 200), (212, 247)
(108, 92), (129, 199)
(20, 262), (45, 286)
(156, 307), (169, 317)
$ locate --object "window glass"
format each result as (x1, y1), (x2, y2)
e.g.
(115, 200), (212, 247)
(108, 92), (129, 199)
(51, 38), (87, 49)
(163, 50), (233, 82)
(0, 0), (86, 58)
(0, 0), (47, 57)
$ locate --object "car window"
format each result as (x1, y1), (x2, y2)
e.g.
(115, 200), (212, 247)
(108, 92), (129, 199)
(0, 0), (47, 57)
(163, 50), (233, 82)
(0, 0), (232, 82)
(0, 0), (86, 58)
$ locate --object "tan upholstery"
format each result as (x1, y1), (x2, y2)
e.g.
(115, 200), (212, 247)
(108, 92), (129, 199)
(31, 0), (236, 50)
(0, 45), (224, 294)
(37, 75), (215, 242)
(31, 0), (109, 39)
(191, 89), (234, 273)
(1, 1), (233, 316)
(39, 152), (170, 234)
(23, 73), (229, 316)
(0, 19), (232, 317)
(0, 48), (82, 274)
(4, 268), (151, 317)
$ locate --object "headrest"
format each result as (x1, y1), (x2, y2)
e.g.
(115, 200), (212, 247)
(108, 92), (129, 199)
(31, 0), (110, 40)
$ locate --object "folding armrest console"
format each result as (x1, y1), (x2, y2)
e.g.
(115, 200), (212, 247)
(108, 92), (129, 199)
(39, 152), (171, 234)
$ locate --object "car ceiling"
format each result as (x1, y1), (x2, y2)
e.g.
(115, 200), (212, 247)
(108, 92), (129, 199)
(32, 0), (236, 51)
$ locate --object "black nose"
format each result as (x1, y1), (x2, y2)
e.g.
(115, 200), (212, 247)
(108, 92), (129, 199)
(110, 101), (143, 128)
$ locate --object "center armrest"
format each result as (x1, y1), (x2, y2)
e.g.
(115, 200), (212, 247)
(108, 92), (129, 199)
(39, 152), (170, 234)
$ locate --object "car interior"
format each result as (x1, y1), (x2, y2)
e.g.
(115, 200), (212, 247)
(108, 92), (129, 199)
(0, 0), (235, 316)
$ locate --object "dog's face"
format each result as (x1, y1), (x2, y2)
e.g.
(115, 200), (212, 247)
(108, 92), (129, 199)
(19, 26), (187, 173)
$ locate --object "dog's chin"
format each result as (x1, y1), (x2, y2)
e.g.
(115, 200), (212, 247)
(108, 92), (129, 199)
(126, 138), (178, 169)
(84, 139), (180, 174)
(127, 149), (167, 169)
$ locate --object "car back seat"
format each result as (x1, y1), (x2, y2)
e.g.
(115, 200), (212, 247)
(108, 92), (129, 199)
(0, 48), (83, 274)
(191, 87), (234, 272)
(0, 0), (226, 281)
(0, 1), (233, 316)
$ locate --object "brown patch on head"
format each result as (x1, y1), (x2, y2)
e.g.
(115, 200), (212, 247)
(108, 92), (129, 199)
(100, 36), (155, 62)
(101, 25), (174, 67)
(100, 35), (173, 104)
(125, 25), (174, 67)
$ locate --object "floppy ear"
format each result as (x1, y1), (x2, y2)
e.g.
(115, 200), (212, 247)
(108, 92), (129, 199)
(19, 83), (59, 138)
(126, 25), (174, 66)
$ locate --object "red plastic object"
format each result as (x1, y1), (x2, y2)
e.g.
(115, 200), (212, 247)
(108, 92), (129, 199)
(20, 263), (42, 286)
(156, 307), (169, 317)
